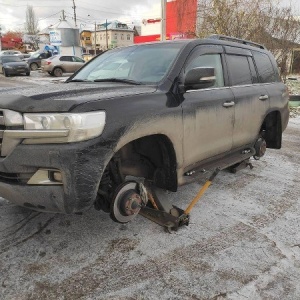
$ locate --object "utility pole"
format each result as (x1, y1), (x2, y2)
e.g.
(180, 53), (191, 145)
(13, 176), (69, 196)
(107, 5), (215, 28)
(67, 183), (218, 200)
(161, 0), (167, 41)
(0, 25), (2, 52)
(72, 0), (77, 27)
(61, 10), (66, 21)
(94, 21), (97, 55)
(105, 19), (108, 50)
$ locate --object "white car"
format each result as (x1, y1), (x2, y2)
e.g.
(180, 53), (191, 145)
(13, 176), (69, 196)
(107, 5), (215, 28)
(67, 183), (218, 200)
(0, 50), (24, 59)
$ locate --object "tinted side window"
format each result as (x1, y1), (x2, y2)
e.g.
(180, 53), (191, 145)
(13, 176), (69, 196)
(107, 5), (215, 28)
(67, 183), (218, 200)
(252, 51), (277, 83)
(73, 56), (85, 63)
(186, 54), (224, 87)
(60, 56), (72, 62)
(226, 55), (252, 86)
(248, 57), (258, 84)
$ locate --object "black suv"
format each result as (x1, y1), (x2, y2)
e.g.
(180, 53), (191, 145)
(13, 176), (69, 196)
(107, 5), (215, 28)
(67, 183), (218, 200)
(0, 36), (289, 222)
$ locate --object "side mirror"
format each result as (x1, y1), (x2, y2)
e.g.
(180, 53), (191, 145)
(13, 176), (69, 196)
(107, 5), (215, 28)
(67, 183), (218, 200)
(184, 67), (216, 91)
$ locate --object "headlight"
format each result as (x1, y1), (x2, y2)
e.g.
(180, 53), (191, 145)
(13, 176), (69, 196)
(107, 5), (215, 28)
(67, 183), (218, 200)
(23, 111), (106, 143)
(4, 66), (13, 69)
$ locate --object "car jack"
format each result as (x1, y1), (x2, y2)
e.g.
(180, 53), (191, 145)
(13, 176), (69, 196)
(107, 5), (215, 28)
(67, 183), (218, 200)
(139, 168), (220, 232)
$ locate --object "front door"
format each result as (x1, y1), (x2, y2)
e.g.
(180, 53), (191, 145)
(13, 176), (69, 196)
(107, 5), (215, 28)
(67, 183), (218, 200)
(181, 46), (235, 169)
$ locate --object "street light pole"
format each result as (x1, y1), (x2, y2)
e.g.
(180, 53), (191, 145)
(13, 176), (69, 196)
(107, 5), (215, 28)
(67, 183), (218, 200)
(161, 0), (167, 41)
(0, 25), (2, 51)
(105, 19), (108, 50)
(94, 21), (97, 55)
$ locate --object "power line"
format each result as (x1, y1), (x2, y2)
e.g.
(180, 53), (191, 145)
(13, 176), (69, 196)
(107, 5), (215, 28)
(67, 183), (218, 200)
(38, 11), (62, 22)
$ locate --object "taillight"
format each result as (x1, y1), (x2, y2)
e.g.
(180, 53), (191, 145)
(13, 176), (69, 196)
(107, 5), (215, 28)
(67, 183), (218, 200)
(46, 61), (51, 65)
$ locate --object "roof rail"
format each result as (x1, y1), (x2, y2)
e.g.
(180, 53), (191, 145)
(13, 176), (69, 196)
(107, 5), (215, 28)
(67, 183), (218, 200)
(208, 34), (266, 49)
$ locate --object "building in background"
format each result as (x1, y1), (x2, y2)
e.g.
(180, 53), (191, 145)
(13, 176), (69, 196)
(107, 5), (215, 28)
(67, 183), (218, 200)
(80, 30), (92, 53)
(90, 20), (134, 51)
(135, 0), (197, 43)
(49, 19), (81, 56)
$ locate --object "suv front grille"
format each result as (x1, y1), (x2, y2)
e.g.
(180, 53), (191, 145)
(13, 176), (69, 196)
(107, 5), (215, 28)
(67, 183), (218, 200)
(0, 171), (21, 183)
(0, 171), (33, 184)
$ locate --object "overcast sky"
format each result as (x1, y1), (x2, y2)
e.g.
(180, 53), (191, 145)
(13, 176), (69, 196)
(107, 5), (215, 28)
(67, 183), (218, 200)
(0, 0), (162, 32)
(0, 0), (299, 33)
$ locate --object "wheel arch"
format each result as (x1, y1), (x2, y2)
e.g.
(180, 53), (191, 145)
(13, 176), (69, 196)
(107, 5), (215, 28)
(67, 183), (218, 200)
(108, 133), (178, 192)
(53, 66), (64, 75)
(260, 110), (282, 149)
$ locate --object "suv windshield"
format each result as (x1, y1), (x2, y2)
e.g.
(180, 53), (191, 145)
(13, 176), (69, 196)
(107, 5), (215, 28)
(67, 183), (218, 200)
(71, 43), (183, 84)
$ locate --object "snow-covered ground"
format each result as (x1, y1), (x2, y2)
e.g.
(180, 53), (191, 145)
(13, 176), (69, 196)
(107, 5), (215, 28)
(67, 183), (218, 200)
(0, 74), (299, 299)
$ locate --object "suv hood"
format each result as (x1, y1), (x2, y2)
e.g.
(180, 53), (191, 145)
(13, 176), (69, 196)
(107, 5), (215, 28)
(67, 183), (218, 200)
(0, 82), (157, 113)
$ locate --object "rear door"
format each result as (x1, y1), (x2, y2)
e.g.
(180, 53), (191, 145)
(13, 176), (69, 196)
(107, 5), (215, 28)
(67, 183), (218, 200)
(59, 56), (74, 72)
(72, 56), (85, 72)
(224, 46), (269, 149)
(181, 45), (235, 168)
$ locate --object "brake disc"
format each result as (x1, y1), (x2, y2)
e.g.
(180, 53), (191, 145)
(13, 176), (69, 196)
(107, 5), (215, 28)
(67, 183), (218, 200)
(110, 181), (144, 223)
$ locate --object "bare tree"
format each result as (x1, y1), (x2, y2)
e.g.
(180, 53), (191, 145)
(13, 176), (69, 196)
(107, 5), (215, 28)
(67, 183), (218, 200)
(25, 5), (39, 35)
(193, 0), (300, 78)
(24, 5), (39, 50)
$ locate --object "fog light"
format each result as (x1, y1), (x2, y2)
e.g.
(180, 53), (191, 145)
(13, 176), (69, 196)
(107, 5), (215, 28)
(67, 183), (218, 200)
(53, 171), (62, 182)
(27, 169), (63, 185)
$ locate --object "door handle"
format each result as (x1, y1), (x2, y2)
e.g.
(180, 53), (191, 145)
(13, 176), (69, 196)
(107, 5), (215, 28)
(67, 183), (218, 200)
(223, 101), (235, 107)
(259, 95), (269, 101)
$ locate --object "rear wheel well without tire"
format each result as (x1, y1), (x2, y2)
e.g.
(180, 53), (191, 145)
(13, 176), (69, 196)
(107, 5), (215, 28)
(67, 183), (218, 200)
(260, 111), (282, 149)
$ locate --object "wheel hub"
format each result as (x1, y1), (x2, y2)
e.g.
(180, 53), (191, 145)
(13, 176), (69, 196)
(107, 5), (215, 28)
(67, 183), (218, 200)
(110, 181), (144, 223)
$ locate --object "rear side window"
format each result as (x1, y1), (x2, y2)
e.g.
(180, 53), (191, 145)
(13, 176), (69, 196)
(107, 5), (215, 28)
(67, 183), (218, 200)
(60, 56), (72, 62)
(252, 51), (277, 83)
(73, 56), (85, 63)
(226, 55), (252, 86)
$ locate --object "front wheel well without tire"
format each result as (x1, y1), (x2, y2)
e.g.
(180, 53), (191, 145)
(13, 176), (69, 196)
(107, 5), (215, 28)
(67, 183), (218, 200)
(95, 134), (177, 212)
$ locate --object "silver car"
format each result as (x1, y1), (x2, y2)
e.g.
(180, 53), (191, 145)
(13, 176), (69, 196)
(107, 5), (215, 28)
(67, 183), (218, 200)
(41, 55), (85, 77)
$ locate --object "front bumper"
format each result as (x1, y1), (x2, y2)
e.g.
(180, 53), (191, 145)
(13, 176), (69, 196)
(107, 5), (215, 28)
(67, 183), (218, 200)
(0, 140), (114, 213)
(4, 67), (30, 75)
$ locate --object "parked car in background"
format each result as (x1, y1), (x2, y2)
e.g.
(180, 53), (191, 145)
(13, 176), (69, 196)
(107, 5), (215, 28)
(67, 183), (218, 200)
(22, 53), (32, 59)
(0, 50), (25, 59)
(0, 55), (30, 76)
(26, 52), (51, 71)
(41, 55), (85, 77)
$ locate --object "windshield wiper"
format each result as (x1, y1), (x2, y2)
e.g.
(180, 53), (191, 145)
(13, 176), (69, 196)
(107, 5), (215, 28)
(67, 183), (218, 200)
(93, 78), (142, 85)
(67, 79), (92, 82)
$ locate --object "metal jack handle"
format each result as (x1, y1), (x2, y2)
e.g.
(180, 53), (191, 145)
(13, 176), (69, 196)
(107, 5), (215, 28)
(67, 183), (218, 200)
(184, 168), (220, 215)
(139, 168), (220, 232)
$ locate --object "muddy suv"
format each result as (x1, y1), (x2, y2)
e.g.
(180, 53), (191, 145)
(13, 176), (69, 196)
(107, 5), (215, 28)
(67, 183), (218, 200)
(0, 36), (289, 222)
